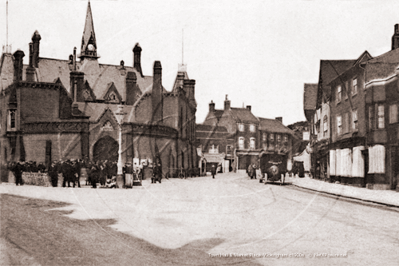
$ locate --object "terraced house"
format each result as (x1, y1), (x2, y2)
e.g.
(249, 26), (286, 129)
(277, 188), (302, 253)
(307, 24), (399, 190)
(0, 2), (197, 181)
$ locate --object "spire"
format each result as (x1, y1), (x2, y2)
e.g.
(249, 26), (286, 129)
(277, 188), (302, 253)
(80, 0), (98, 59)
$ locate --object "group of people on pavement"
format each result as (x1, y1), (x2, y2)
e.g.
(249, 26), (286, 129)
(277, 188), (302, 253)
(8, 159), (119, 188)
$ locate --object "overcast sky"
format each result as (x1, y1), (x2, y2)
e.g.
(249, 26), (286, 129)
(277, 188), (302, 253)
(1, 0), (399, 125)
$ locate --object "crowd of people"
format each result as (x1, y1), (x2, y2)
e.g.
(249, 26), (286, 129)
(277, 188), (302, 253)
(7, 160), (122, 188)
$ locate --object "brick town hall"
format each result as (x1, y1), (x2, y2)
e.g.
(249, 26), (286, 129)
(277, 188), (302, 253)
(0, 2), (197, 181)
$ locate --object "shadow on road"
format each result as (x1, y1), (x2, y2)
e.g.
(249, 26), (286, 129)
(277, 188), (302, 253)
(1, 194), (262, 266)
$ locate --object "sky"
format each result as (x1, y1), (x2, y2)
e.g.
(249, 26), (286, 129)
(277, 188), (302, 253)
(1, 0), (399, 125)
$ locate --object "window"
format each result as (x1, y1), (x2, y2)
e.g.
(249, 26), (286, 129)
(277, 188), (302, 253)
(250, 138), (256, 149)
(283, 134), (288, 142)
(352, 109), (358, 131)
(352, 78), (358, 95)
(238, 137), (245, 149)
(336, 85), (342, 103)
(344, 82), (348, 100)
(323, 115), (328, 136)
(209, 145), (219, 154)
(249, 124), (256, 132)
(262, 133), (267, 141)
(276, 134), (281, 143)
(378, 105), (385, 129)
(8, 110), (16, 130)
(369, 106), (374, 130)
(337, 115), (342, 135)
(389, 104), (398, 124)
(269, 133), (274, 142)
(238, 123), (244, 132)
(344, 112), (349, 133)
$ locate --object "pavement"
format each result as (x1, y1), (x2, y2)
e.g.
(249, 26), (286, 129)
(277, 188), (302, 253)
(287, 175), (399, 208)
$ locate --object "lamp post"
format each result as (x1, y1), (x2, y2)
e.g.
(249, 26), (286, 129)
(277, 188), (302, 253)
(115, 105), (125, 188)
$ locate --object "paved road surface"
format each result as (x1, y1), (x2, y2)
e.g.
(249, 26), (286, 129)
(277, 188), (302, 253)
(1, 172), (399, 265)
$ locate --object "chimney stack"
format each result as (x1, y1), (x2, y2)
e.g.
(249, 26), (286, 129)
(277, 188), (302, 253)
(13, 50), (25, 82)
(183, 79), (196, 107)
(224, 94), (231, 110)
(275, 117), (283, 123)
(152, 61), (163, 124)
(393, 24), (399, 50)
(31, 30), (41, 68)
(246, 105), (251, 111)
(125, 71), (137, 105)
(26, 43), (35, 81)
(133, 43), (143, 77)
(209, 100), (215, 112)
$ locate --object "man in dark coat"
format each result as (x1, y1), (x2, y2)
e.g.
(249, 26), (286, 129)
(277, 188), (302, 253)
(11, 162), (24, 186)
(211, 164), (216, 179)
(48, 161), (59, 187)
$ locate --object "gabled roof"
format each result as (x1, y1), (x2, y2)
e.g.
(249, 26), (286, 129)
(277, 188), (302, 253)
(22, 58), (165, 101)
(364, 48), (399, 83)
(228, 108), (259, 124)
(258, 117), (295, 135)
(76, 102), (133, 123)
(316, 59), (356, 108)
(304, 83), (317, 111)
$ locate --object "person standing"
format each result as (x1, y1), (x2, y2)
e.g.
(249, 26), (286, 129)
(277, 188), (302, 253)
(48, 161), (59, 187)
(11, 162), (24, 186)
(211, 164), (216, 179)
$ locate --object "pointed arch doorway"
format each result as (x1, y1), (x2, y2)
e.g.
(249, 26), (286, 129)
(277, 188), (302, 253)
(93, 136), (119, 162)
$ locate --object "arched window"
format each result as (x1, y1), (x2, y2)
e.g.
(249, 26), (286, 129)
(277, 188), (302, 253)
(238, 137), (245, 149)
(250, 138), (256, 149)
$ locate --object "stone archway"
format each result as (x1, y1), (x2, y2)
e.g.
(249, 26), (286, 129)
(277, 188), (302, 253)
(93, 136), (118, 162)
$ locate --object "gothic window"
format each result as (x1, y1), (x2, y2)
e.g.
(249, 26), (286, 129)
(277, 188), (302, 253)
(8, 110), (16, 130)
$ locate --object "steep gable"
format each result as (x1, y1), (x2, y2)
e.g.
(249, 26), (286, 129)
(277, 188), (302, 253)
(102, 82), (122, 104)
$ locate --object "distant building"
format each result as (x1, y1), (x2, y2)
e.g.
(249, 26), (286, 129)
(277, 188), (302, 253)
(0, 2), (197, 181)
(201, 95), (295, 174)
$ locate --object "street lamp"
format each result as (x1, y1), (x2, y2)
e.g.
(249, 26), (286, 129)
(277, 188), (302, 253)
(115, 105), (125, 188)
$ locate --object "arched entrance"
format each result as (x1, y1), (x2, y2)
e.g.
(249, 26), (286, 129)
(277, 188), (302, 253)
(93, 136), (118, 162)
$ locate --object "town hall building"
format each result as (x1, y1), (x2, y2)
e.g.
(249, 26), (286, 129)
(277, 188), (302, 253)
(0, 2), (197, 181)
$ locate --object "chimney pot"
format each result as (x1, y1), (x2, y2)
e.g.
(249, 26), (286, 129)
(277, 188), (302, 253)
(209, 101), (215, 112)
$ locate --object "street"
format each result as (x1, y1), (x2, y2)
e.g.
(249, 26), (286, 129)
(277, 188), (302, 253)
(1, 172), (399, 265)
